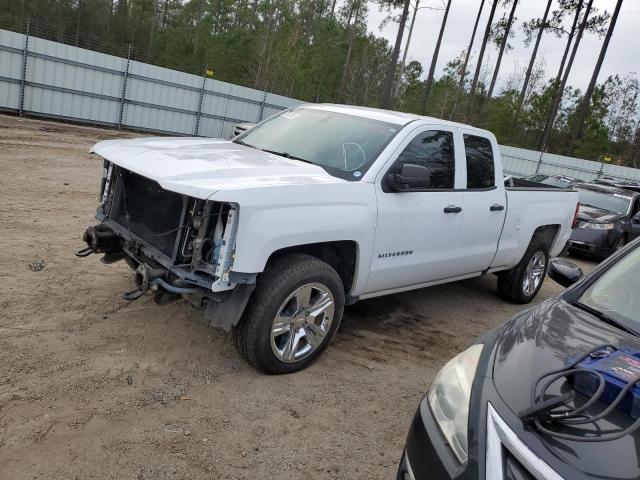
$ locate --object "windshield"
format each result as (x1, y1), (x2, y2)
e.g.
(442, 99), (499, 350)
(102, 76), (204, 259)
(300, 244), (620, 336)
(576, 188), (631, 215)
(234, 107), (401, 180)
(579, 246), (640, 333)
(527, 174), (573, 188)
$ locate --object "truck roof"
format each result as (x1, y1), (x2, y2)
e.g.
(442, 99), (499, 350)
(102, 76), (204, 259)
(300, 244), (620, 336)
(305, 103), (492, 136)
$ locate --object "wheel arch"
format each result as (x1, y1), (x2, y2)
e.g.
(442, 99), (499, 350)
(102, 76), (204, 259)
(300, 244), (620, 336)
(532, 224), (561, 253)
(265, 241), (359, 296)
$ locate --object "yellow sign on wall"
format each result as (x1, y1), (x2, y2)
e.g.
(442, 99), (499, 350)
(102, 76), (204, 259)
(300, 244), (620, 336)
(206, 69), (214, 77)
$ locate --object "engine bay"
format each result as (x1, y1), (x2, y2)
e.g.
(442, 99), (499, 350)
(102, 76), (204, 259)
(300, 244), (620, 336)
(79, 159), (239, 302)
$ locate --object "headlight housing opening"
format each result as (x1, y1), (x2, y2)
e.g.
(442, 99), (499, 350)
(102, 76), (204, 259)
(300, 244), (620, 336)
(428, 344), (483, 464)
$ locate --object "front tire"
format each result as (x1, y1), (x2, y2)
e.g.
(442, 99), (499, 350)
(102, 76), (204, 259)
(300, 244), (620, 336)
(232, 254), (345, 374)
(497, 238), (549, 304)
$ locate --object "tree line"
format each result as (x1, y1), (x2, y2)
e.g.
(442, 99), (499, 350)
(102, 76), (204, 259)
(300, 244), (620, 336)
(1, 0), (638, 167)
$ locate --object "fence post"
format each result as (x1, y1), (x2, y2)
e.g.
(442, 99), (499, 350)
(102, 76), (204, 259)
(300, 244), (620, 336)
(19, 19), (30, 116)
(194, 65), (207, 136)
(118, 44), (132, 129)
(219, 84), (232, 138)
(535, 150), (543, 173)
(258, 90), (267, 122)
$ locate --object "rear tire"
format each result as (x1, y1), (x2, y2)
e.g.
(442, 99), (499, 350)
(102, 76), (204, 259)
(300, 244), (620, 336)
(232, 254), (345, 374)
(497, 238), (549, 304)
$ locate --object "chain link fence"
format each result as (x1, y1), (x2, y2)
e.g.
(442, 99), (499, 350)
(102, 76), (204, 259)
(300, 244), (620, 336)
(0, 17), (300, 138)
(1, 15), (639, 183)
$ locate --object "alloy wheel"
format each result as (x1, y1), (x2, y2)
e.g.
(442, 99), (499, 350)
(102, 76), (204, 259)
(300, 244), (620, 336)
(270, 282), (335, 363)
(522, 251), (546, 297)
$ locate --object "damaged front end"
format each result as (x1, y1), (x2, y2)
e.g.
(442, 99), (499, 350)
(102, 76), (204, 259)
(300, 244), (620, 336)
(77, 159), (254, 330)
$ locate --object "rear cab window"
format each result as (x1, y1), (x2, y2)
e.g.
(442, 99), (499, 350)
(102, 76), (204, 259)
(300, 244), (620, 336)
(463, 134), (495, 189)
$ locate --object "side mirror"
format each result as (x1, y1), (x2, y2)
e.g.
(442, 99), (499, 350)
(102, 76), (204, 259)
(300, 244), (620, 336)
(548, 258), (583, 288)
(386, 163), (430, 191)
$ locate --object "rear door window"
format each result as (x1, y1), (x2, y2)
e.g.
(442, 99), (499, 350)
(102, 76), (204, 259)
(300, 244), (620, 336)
(463, 134), (495, 189)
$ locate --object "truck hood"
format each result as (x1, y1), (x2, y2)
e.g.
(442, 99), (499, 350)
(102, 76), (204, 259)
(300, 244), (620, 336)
(91, 137), (344, 198)
(492, 299), (640, 479)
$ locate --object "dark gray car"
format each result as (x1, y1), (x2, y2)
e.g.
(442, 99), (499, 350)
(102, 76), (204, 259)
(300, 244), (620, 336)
(524, 173), (581, 189)
(568, 183), (640, 260)
(592, 177), (640, 194)
(397, 238), (640, 480)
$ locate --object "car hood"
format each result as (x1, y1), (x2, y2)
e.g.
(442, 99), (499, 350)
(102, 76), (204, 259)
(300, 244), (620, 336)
(492, 299), (640, 479)
(91, 137), (344, 199)
(577, 204), (624, 223)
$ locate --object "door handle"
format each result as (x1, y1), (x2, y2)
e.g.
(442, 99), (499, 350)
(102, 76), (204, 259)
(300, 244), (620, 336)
(443, 205), (462, 214)
(490, 204), (505, 211)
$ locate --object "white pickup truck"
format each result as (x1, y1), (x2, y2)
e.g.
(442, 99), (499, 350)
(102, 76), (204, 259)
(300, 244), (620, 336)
(79, 104), (579, 373)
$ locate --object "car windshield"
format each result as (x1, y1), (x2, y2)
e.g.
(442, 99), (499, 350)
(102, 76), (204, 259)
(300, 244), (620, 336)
(234, 107), (401, 180)
(576, 188), (631, 215)
(579, 246), (640, 333)
(527, 174), (573, 188)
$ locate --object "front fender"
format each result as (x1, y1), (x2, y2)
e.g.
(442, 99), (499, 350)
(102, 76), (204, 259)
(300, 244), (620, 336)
(209, 183), (377, 295)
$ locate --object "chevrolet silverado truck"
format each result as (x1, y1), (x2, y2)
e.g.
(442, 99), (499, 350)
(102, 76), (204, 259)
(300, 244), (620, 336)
(78, 104), (579, 374)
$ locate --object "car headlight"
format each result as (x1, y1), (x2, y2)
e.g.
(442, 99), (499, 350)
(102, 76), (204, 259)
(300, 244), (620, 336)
(578, 222), (615, 230)
(428, 344), (483, 464)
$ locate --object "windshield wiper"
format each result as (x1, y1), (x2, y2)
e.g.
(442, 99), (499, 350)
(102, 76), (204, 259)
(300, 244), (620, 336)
(259, 148), (313, 164)
(572, 301), (639, 336)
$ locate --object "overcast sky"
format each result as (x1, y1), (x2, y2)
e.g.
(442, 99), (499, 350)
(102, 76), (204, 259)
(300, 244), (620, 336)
(366, 0), (640, 92)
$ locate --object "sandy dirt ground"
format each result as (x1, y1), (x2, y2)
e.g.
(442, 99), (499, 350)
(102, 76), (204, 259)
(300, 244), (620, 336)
(0, 113), (596, 480)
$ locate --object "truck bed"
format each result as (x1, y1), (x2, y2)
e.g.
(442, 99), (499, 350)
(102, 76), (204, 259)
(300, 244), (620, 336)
(489, 185), (579, 270)
(505, 177), (575, 191)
